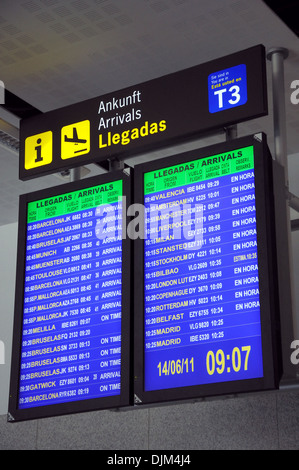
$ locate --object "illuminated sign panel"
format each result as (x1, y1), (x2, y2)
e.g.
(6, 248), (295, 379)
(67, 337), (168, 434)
(134, 134), (281, 404)
(208, 64), (247, 113)
(8, 172), (131, 421)
(20, 45), (267, 180)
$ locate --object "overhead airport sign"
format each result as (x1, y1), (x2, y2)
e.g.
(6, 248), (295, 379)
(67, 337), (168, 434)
(19, 45), (267, 180)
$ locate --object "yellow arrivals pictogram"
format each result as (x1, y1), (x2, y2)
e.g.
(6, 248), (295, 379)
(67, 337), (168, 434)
(24, 131), (53, 170)
(61, 120), (90, 159)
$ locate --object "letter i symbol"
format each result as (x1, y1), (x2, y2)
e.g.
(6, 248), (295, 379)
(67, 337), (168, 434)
(24, 130), (53, 170)
(35, 138), (43, 163)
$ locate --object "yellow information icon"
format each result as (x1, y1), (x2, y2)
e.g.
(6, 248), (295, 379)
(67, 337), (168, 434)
(24, 131), (53, 170)
(61, 120), (90, 160)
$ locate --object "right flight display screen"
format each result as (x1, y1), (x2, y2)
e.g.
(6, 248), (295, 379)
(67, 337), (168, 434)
(134, 134), (281, 404)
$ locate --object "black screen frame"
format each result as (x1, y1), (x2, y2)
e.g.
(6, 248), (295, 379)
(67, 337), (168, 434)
(134, 133), (281, 406)
(8, 170), (132, 422)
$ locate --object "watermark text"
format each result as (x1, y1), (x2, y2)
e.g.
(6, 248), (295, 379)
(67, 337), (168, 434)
(290, 340), (299, 365)
(290, 80), (299, 105)
(95, 198), (204, 250)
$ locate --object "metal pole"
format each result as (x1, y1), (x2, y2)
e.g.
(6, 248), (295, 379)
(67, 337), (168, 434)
(267, 48), (299, 213)
(266, 47), (289, 185)
(225, 125), (237, 141)
(267, 47), (299, 378)
(109, 158), (124, 171)
(70, 167), (81, 182)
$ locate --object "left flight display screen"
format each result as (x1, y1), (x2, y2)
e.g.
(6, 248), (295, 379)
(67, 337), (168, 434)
(17, 179), (124, 409)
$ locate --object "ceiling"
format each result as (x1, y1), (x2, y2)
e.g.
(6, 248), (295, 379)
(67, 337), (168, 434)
(0, 0), (298, 226)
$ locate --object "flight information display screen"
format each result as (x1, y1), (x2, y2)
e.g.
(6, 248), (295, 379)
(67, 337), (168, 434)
(9, 172), (131, 421)
(134, 134), (280, 404)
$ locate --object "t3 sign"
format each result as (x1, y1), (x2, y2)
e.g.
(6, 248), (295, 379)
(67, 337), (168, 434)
(19, 45), (267, 180)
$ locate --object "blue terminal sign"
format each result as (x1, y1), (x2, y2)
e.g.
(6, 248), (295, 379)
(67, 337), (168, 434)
(8, 172), (131, 421)
(208, 64), (248, 113)
(134, 134), (281, 404)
